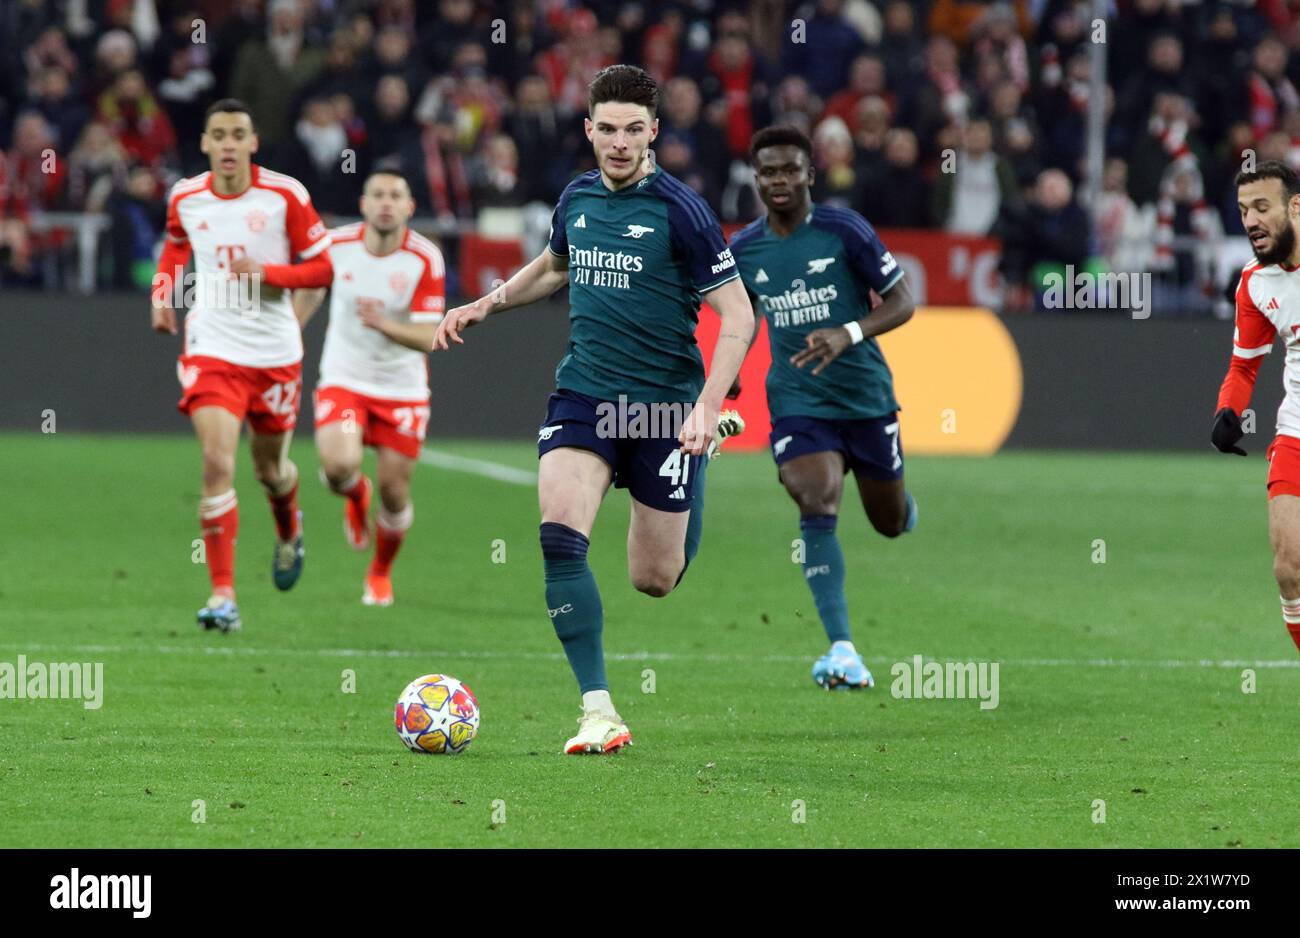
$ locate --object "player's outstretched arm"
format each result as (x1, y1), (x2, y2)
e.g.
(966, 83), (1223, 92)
(680, 277), (756, 456)
(433, 248), (568, 350)
(792, 276), (915, 376)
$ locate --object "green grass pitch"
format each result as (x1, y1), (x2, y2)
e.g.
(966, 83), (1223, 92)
(0, 432), (1296, 848)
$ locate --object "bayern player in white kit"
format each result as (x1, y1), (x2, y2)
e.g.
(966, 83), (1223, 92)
(151, 99), (332, 633)
(1214, 160), (1300, 655)
(273, 169), (445, 605)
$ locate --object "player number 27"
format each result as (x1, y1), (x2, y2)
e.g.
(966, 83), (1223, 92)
(658, 449), (691, 486)
(393, 406), (431, 438)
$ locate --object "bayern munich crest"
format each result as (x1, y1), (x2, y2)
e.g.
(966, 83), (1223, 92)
(245, 210), (267, 233)
(388, 272), (410, 296)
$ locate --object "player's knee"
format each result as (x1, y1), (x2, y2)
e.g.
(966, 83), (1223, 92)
(378, 481), (408, 513)
(869, 510), (907, 539)
(201, 447), (235, 488)
(631, 569), (676, 598)
(792, 486), (839, 518)
(1274, 551), (1300, 593)
(320, 460), (360, 491)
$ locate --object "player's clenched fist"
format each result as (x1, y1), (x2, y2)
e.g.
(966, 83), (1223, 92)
(432, 300), (489, 350)
(1212, 407), (1247, 456)
(151, 305), (178, 335)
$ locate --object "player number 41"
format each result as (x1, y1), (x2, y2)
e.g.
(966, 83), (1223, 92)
(659, 449), (691, 486)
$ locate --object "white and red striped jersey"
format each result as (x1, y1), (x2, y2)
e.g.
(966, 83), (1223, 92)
(1217, 258), (1300, 436)
(166, 165), (330, 367)
(317, 223), (446, 402)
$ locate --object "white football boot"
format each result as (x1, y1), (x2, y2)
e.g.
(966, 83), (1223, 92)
(564, 707), (632, 755)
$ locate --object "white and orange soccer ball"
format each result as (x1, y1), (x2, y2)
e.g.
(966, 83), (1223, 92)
(394, 674), (480, 755)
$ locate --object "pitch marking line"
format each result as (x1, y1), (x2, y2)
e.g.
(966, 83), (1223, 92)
(0, 642), (1296, 668)
(420, 447), (535, 486)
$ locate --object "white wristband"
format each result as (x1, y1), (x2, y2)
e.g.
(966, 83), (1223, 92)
(843, 321), (865, 345)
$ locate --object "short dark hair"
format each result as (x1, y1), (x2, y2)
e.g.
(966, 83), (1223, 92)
(588, 64), (659, 117)
(364, 168), (411, 191)
(1236, 159), (1300, 199)
(204, 98), (256, 132)
(749, 125), (813, 164)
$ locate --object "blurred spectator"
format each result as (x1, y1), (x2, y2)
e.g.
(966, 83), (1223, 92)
(488, 1), (551, 90)
(903, 36), (971, 155)
(90, 29), (139, 102)
(368, 76), (416, 169)
(1109, 0), (1184, 91)
(276, 96), (359, 216)
(470, 133), (525, 212)
(1128, 93), (1209, 207)
(929, 0), (1032, 49)
(934, 119), (1021, 235)
(96, 69), (178, 171)
(823, 54), (893, 135)
(2, 112), (66, 280)
(1114, 33), (1195, 150)
(1151, 161), (1221, 314)
(229, 0), (326, 152)
(770, 76), (823, 138)
(536, 8), (613, 116)
(969, 4), (1030, 92)
(658, 130), (719, 207)
(1036, 52), (1092, 178)
(1209, 121), (1258, 230)
(857, 127), (931, 227)
(852, 96), (891, 178)
(998, 168), (1090, 312)
(156, 44), (217, 173)
(811, 116), (860, 208)
(1247, 36), (1299, 139)
(658, 76), (729, 212)
(879, 1), (925, 94)
(1093, 157), (1151, 274)
(66, 122), (130, 213)
(421, 0), (484, 70)
(0, 145), (33, 279)
(784, 0), (866, 100)
(366, 26), (429, 100)
(29, 66), (92, 155)
(701, 11), (771, 159)
(504, 75), (573, 204)
(107, 164), (166, 290)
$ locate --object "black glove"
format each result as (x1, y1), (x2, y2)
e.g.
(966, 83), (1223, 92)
(1212, 407), (1247, 456)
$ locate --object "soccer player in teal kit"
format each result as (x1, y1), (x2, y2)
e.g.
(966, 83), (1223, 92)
(434, 66), (753, 753)
(730, 126), (918, 690)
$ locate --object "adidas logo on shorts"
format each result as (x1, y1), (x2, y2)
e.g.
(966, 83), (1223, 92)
(669, 486), (686, 501)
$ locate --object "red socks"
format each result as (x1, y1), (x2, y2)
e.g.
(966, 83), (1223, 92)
(266, 464), (301, 541)
(1283, 596), (1300, 653)
(370, 503), (413, 578)
(199, 490), (238, 597)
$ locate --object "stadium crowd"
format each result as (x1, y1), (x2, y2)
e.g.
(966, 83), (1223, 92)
(0, 0), (1296, 311)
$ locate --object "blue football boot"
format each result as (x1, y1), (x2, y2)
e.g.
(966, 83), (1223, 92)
(272, 511), (304, 591)
(812, 640), (874, 690)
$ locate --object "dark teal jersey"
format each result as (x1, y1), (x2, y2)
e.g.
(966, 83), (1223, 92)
(547, 165), (738, 403)
(730, 204), (904, 421)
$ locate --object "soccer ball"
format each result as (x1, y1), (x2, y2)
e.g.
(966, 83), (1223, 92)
(394, 673), (480, 755)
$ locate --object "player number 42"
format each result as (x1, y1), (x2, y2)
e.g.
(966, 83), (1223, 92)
(261, 379), (301, 416)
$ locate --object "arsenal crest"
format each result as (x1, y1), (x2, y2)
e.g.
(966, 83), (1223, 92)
(245, 210), (267, 233)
